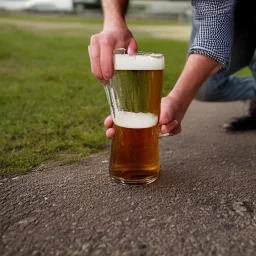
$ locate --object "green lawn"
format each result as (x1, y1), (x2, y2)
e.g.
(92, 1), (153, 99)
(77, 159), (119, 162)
(0, 12), (178, 26)
(0, 16), (251, 175)
(0, 18), (190, 175)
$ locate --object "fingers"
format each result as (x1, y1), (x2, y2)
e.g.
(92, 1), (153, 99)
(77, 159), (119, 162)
(106, 128), (115, 138)
(127, 38), (138, 56)
(171, 125), (182, 135)
(89, 35), (104, 82)
(158, 96), (183, 136)
(89, 29), (138, 83)
(104, 115), (115, 138)
(159, 105), (179, 135)
(160, 120), (178, 134)
(160, 120), (181, 136)
(104, 115), (113, 128)
(100, 37), (114, 81)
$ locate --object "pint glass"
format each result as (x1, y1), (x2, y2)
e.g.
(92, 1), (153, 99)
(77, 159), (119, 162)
(104, 50), (164, 184)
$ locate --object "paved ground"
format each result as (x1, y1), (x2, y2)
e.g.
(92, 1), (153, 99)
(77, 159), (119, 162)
(1, 100), (256, 256)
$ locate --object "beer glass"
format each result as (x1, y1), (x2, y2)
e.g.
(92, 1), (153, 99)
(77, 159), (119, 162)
(104, 49), (164, 184)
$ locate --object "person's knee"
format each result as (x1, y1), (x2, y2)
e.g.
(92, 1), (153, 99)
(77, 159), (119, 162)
(195, 75), (228, 102)
(195, 87), (209, 101)
(195, 84), (215, 102)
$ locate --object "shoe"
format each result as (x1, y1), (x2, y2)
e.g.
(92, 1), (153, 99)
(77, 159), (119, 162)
(249, 98), (256, 118)
(222, 98), (256, 131)
(222, 115), (256, 131)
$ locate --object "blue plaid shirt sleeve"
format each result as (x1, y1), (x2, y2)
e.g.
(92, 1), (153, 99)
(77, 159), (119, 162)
(189, 0), (236, 70)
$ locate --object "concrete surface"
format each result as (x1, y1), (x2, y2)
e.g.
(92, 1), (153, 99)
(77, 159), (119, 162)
(1, 100), (256, 256)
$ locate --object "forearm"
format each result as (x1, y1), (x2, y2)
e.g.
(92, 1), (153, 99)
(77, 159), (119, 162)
(169, 54), (220, 111)
(102, 0), (129, 28)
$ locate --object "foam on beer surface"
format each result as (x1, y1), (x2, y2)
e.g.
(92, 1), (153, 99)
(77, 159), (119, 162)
(114, 111), (158, 129)
(114, 52), (164, 71)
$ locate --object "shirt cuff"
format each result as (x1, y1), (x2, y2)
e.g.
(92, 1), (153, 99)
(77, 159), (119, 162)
(188, 47), (229, 71)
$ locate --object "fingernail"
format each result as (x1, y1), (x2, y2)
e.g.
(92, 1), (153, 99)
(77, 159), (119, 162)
(170, 120), (178, 125)
(159, 133), (170, 137)
(127, 47), (135, 56)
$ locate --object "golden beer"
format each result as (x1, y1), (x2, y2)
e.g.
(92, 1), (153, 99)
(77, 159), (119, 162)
(104, 52), (164, 184)
(110, 124), (160, 184)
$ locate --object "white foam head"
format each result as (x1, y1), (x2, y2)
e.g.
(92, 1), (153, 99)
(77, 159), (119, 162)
(114, 52), (164, 71)
(114, 111), (158, 129)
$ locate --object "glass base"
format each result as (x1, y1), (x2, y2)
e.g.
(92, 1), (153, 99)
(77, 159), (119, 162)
(110, 172), (159, 185)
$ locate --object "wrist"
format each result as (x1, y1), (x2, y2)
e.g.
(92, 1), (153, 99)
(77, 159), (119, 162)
(167, 90), (192, 115)
(103, 18), (127, 31)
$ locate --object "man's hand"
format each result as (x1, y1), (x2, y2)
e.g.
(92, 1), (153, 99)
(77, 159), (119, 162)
(89, 25), (137, 84)
(103, 96), (182, 138)
(103, 54), (221, 138)
(159, 96), (183, 136)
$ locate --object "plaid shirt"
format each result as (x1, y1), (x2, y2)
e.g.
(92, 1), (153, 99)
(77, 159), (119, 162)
(189, 0), (236, 70)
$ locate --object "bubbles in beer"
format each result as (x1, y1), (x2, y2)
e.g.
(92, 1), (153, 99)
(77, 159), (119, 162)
(114, 111), (158, 129)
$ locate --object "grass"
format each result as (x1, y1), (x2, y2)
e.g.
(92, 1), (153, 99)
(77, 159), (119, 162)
(0, 11), (179, 26)
(0, 18), (190, 175)
(0, 15), (251, 175)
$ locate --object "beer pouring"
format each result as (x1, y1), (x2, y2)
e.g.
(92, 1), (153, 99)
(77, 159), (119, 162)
(104, 49), (164, 184)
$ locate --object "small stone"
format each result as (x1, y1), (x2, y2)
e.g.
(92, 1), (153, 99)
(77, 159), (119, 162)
(165, 216), (172, 222)
(82, 244), (90, 251)
(233, 202), (248, 213)
(116, 221), (122, 226)
(18, 217), (36, 225)
(147, 219), (156, 227)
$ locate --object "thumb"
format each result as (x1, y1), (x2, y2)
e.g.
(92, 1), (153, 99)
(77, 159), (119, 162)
(159, 98), (174, 125)
(127, 38), (138, 56)
(159, 116), (179, 134)
(158, 97), (179, 134)
(159, 109), (173, 125)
